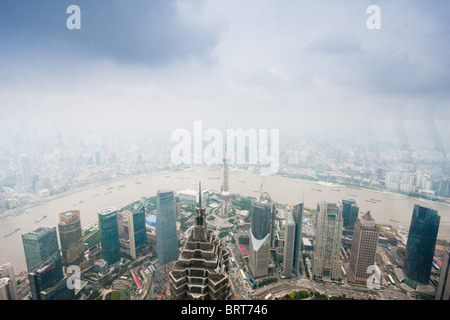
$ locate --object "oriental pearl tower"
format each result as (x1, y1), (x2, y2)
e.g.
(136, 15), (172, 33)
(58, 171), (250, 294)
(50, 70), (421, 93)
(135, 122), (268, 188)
(220, 120), (233, 217)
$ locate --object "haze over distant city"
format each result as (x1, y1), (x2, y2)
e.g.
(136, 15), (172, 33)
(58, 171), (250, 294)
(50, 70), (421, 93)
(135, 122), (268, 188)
(2, 1), (450, 304)
(0, 0), (449, 146)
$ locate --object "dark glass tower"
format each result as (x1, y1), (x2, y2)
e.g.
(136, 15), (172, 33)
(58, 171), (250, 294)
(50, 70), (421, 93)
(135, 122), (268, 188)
(98, 207), (121, 265)
(129, 201), (147, 259)
(156, 190), (178, 265)
(58, 210), (84, 267)
(28, 252), (64, 300)
(249, 192), (273, 278)
(342, 199), (359, 230)
(292, 203), (304, 276)
(403, 205), (440, 288)
(251, 194), (272, 240)
(22, 226), (60, 272)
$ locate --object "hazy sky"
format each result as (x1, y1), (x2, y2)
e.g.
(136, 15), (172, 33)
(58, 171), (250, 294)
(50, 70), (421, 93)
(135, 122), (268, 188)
(0, 0), (449, 145)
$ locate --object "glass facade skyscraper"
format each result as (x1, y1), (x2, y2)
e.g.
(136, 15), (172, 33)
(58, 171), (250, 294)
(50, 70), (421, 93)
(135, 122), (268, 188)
(58, 210), (84, 267)
(249, 192), (273, 278)
(128, 202), (147, 259)
(342, 199), (359, 230)
(292, 203), (304, 276)
(403, 205), (440, 288)
(156, 190), (178, 265)
(283, 210), (296, 278)
(22, 226), (60, 272)
(28, 252), (64, 300)
(98, 207), (121, 265)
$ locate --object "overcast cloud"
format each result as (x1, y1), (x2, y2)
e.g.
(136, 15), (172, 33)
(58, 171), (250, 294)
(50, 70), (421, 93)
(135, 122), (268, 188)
(0, 0), (449, 145)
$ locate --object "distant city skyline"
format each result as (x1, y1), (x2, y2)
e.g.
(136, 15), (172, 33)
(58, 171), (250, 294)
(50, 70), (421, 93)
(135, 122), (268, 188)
(0, 1), (449, 302)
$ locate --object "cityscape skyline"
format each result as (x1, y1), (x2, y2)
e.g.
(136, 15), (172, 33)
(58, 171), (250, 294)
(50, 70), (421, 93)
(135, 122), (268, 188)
(1, 0), (450, 305)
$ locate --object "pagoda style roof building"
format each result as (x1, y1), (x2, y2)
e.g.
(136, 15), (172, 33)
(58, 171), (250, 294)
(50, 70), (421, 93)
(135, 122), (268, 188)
(169, 183), (232, 300)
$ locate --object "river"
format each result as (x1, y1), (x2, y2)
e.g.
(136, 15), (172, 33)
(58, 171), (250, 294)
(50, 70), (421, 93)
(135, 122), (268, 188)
(1, 167), (449, 272)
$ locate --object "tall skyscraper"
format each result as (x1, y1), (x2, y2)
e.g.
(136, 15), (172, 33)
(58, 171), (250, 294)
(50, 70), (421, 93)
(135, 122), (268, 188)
(349, 211), (379, 283)
(283, 204), (304, 278)
(28, 252), (64, 300)
(403, 205), (440, 289)
(117, 212), (125, 236)
(0, 278), (15, 300)
(292, 203), (304, 276)
(22, 226), (60, 272)
(169, 183), (231, 300)
(98, 207), (121, 265)
(58, 210), (84, 267)
(0, 264), (18, 300)
(283, 210), (296, 278)
(128, 201), (147, 260)
(220, 121), (232, 217)
(19, 154), (31, 187)
(156, 190), (178, 265)
(312, 202), (343, 281)
(249, 192), (272, 278)
(342, 199), (359, 230)
(436, 247), (450, 300)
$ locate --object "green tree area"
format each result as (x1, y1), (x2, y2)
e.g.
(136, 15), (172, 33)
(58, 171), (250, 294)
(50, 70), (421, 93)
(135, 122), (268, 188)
(256, 277), (278, 288)
(277, 290), (357, 300)
(182, 203), (196, 214)
(83, 229), (101, 247)
(105, 291), (122, 300)
(121, 200), (142, 212)
(232, 195), (255, 211)
(278, 290), (311, 300)
(86, 289), (102, 300)
(218, 231), (230, 239)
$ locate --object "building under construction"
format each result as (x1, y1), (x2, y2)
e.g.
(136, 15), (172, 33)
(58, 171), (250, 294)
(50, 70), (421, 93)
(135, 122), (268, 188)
(169, 183), (232, 300)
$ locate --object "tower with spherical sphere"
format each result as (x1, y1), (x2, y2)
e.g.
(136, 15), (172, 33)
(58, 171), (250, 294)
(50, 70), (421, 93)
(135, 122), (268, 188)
(220, 120), (233, 217)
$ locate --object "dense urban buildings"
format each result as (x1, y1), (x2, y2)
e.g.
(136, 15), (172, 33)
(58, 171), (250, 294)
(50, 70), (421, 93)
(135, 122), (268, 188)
(22, 226), (60, 272)
(98, 207), (121, 265)
(156, 190), (179, 265)
(436, 247), (450, 300)
(312, 202), (343, 281)
(248, 192), (273, 278)
(169, 184), (231, 300)
(349, 211), (379, 283)
(128, 201), (147, 259)
(403, 205), (441, 289)
(58, 210), (84, 267)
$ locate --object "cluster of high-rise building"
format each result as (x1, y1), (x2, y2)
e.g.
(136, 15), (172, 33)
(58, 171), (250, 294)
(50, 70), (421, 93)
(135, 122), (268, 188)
(0, 184), (186, 300)
(1, 175), (450, 300)
(22, 225), (75, 300)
